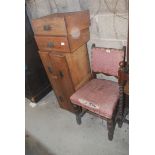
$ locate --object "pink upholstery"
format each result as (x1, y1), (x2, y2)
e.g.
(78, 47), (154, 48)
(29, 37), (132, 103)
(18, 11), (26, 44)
(70, 79), (119, 119)
(92, 48), (124, 76)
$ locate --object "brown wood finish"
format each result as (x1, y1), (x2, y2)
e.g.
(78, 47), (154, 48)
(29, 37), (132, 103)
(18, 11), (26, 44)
(68, 29), (90, 52)
(117, 63), (129, 127)
(35, 29), (90, 53)
(32, 10), (90, 36)
(65, 10), (90, 34)
(38, 51), (61, 95)
(35, 36), (70, 52)
(32, 11), (91, 113)
(32, 15), (67, 36)
(48, 52), (76, 112)
(117, 45), (129, 127)
(39, 45), (91, 113)
(65, 44), (92, 90)
(124, 80), (129, 95)
(39, 51), (78, 112)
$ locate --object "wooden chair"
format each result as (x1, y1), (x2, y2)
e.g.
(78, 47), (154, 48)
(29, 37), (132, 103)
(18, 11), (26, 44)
(70, 44), (125, 140)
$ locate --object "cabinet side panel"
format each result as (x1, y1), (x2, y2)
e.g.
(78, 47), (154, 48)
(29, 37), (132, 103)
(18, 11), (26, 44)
(66, 45), (92, 90)
(65, 10), (90, 34)
(68, 28), (90, 52)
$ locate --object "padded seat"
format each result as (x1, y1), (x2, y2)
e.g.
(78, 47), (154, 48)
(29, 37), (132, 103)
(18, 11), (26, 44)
(70, 79), (119, 119)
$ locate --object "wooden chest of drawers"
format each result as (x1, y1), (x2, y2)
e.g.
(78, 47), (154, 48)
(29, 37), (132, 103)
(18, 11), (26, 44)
(32, 10), (91, 113)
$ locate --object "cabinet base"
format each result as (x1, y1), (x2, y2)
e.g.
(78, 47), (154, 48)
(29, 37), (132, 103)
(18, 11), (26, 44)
(26, 84), (51, 103)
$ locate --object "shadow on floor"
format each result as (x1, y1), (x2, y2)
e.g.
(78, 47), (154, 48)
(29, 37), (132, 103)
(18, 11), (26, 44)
(25, 133), (56, 155)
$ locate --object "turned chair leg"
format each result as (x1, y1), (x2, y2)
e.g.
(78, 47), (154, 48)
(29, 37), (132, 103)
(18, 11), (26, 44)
(107, 119), (114, 141)
(117, 84), (124, 128)
(75, 109), (88, 125)
(76, 113), (82, 125)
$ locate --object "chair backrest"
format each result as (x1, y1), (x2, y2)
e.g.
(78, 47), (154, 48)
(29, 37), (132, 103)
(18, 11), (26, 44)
(92, 46), (125, 77)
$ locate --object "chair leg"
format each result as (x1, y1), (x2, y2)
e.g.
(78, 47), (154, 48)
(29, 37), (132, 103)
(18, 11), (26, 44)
(76, 113), (82, 125)
(107, 119), (114, 141)
(121, 95), (129, 124)
(75, 109), (88, 125)
(117, 84), (124, 128)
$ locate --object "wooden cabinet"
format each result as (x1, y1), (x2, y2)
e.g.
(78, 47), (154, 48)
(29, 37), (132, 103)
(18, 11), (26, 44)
(32, 10), (91, 113)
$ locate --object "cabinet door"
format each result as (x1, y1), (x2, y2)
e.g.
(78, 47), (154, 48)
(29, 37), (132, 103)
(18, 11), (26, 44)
(39, 51), (77, 113)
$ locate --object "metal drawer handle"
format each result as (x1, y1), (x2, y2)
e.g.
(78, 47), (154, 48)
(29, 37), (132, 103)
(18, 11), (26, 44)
(47, 66), (53, 73)
(47, 42), (54, 48)
(43, 25), (51, 31)
(47, 67), (58, 79)
(59, 71), (64, 78)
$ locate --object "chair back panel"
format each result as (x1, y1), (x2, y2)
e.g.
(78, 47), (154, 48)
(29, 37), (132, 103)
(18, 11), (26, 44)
(92, 47), (124, 76)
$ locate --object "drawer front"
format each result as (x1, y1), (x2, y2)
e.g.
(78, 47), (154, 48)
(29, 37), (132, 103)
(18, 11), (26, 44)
(35, 36), (70, 52)
(32, 16), (67, 36)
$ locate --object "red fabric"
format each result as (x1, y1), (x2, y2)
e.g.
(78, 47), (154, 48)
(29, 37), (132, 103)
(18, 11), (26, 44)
(70, 79), (119, 119)
(92, 48), (124, 76)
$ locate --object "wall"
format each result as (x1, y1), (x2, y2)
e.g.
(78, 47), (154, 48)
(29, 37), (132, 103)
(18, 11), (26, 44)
(26, 0), (128, 81)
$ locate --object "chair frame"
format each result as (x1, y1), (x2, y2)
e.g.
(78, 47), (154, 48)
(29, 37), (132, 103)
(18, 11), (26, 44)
(117, 61), (129, 127)
(72, 44), (126, 140)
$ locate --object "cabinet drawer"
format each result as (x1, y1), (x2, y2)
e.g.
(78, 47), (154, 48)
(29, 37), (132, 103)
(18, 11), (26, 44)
(32, 16), (67, 36)
(35, 36), (70, 52)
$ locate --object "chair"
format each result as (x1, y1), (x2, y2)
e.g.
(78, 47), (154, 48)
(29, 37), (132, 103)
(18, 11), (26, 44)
(70, 44), (125, 140)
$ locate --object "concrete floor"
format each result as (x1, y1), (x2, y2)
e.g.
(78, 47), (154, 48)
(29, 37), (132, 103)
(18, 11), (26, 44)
(25, 91), (129, 155)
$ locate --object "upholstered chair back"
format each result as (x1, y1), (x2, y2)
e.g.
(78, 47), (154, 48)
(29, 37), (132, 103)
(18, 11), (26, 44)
(92, 47), (124, 76)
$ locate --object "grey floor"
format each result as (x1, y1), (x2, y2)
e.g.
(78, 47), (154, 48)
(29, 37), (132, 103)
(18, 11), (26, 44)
(25, 91), (129, 155)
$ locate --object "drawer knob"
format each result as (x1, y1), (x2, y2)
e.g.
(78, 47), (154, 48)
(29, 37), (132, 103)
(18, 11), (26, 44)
(47, 42), (54, 48)
(43, 25), (51, 31)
